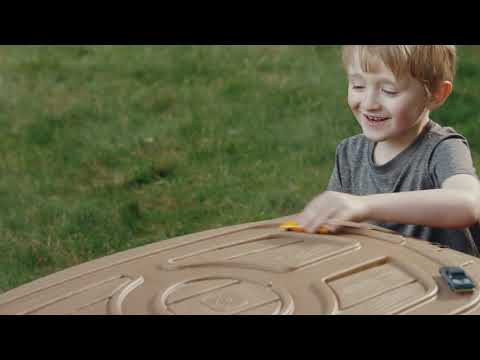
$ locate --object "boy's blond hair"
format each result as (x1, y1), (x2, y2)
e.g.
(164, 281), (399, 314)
(342, 45), (456, 98)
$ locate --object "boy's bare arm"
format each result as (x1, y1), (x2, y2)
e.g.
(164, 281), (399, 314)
(296, 174), (480, 233)
(365, 174), (479, 228)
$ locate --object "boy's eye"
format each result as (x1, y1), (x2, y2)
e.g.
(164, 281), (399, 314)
(382, 89), (398, 95)
(352, 85), (365, 90)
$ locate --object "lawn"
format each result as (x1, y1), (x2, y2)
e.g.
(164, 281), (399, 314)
(1, 45), (479, 293)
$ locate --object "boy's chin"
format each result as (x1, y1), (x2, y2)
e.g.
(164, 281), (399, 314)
(364, 134), (388, 142)
(361, 128), (390, 143)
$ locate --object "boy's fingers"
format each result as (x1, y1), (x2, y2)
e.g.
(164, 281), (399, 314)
(325, 213), (356, 233)
(324, 223), (343, 233)
(302, 210), (323, 233)
(305, 209), (337, 233)
(295, 208), (317, 228)
(283, 218), (341, 234)
(294, 206), (348, 234)
(303, 203), (330, 229)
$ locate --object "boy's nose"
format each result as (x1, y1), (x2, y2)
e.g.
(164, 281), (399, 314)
(362, 90), (381, 111)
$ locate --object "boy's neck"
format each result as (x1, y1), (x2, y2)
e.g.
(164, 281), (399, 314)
(373, 117), (431, 166)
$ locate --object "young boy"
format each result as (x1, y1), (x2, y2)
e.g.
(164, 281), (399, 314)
(295, 45), (480, 256)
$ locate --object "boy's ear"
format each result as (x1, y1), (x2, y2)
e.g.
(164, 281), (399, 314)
(428, 81), (453, 111)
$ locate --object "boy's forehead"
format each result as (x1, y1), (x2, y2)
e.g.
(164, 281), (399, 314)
(349, 47), (395, 71)
(348, 69), (397, 83)
(347, 59), (405, 85)
(348, 56), (396, 79)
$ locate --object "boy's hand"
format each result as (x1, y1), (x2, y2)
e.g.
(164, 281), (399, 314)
(295, 191), (370, 234)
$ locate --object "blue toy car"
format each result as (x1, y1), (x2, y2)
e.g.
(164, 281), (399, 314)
(439, 266), (476, 293)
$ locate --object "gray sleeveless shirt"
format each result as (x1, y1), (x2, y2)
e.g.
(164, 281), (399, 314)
(327, 120), (479, 255)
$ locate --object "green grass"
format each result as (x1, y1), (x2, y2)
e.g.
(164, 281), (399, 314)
(1, 45), (479, 293)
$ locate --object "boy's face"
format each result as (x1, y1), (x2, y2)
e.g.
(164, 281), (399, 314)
(347, 53), (429, 146)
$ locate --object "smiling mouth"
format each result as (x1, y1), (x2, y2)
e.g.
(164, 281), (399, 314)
(364, 114), (391, 122)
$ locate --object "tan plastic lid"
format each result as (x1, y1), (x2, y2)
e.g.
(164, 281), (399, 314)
(1, 215), (479, 315)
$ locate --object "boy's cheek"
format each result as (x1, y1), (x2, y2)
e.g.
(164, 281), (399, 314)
(392, 107), (416, 125)
(347, 96), (359, 112)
